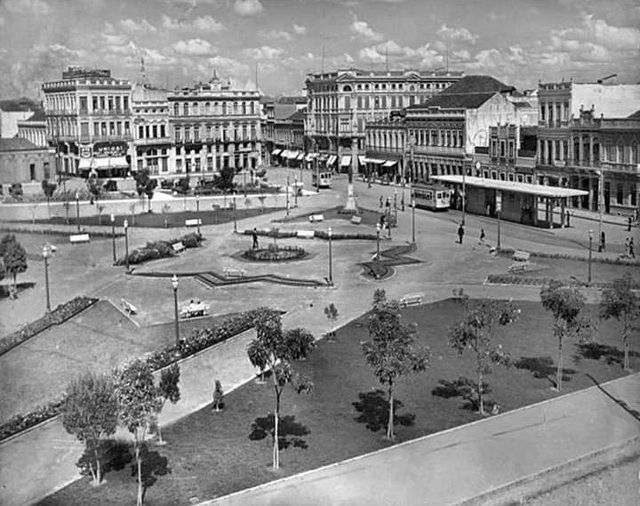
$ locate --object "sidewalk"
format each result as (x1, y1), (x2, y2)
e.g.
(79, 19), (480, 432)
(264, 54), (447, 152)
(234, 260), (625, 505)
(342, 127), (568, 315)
(201, 373), (640, 506)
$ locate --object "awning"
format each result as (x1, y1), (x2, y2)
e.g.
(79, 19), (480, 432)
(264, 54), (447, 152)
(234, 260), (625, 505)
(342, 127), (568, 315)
(364, 157), (385, 164)
(287, 150), (300, 159)
(79, 158), (92, 170)
(383, 160), (398, 168)
(304, 153), (315, 162)
(296, 152), (305, 161)
(340, 155), (351, 167)
(327, 155), (337, 166)
(358, 155), (366, 166)
(280, 149), (290, 158)
(271, 149), (282, 156)
(93, 157), (128, 170)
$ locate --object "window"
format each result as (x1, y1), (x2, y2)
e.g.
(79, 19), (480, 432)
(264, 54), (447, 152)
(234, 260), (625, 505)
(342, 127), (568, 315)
(500, 140), (506, 157)
(115, 96), (121, 110)
(138, 125), (144, 139)
(80, 97), (87, 111)
(175, 128), (181, 141)
(174, 103), (179, 115)
(160, 125), (165, 138)
(176, 159), (182, 173)
(92, 97), (98, 111)
(616, 183), (624, 204)
(30, 163), (36, 181)
(94, 122), (99, 136)
(183, 103), (189, 115)
(123, 97), (128, 110)
(44, 162), (50, 179)
(152, 125), (158, 138)
(195, 158), (201, 172)
(100, 96), (105, 110)
(145, 125), (150, 138)
(194, 128), (199, 141)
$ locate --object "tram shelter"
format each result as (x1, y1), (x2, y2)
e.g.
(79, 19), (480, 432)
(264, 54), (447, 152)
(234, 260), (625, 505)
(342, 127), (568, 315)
(432, 175), (589, 228)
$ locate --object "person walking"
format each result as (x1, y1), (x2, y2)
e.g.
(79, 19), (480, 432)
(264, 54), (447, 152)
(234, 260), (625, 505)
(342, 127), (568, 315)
(379, 195), (383, 209)
(625, 237), (630, 256)
(480, 228), (485, 242)
(630, 237), (635, 258)
(457, 223), (465, 244)
(252, 227), (259, 249)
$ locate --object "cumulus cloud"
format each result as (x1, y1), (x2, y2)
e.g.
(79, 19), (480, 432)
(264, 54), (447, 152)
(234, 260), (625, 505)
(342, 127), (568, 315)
(3, 0), (50, 15)
(207, 55), (249, 77)
(173, 38), (215, 56)
(260, 30), (292, 41)
(358, 40), (441, 66)
(162, 14), (226, 32)
(120, 18), (157, 32)
(553, 14), (640, 51)
(350, 17), (383, 41)
(242, 45), (284, 59)
(234, 0), (263, 16)
(436, 24), (477, 44)
(293, 24), (307, 35)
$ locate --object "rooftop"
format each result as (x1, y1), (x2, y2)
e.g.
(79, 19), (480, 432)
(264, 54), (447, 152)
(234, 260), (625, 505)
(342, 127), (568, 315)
(286, 109), (306, 122)
(0, 137), (41, 152)
(21, 110), (47, 122)
(409, 91), (498, 110)
(439, 75), (515, 95)
(0, 97), (39, 112)
(432, 175), (588, 198)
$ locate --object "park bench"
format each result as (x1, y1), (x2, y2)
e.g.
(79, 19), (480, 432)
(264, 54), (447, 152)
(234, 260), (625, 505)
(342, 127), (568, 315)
(180, 302), (209, 319)
(512, 250), (530, 262)
(308, 214), (324, 223)
(172, 241), (185, 253)
(69, 233), (90, 244)
(508, 263), (529, 273)
(350, 216), (362, 225)
(121, 298), (138, 315)
(297, 230), (315, 239)
(185, 218), (202, 227)
(223, 267), (246, 278)
(452, 288), (466, 300)
(400, 293), (424, 307)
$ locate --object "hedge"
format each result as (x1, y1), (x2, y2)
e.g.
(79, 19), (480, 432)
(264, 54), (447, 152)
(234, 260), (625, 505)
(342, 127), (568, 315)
(0, 226), (124, 238)
(242, 229), (377, 241)
(0, 308), (261, 442)
(115, 232), (203, 266)
(0, 296), (98, 357)
(496, 248), (640, 266)
(486, 274), (617, 288)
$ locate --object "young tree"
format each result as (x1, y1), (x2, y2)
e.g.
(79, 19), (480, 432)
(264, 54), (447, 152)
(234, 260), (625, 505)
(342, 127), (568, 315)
(134, 169), (158, 212)
(362, 290), (430, 439)
(323, 303), (339, 340)
(448, 299), (520, 415)
(61, 372), (118, 486)
(541, 281), (593, 391)
(1, 235), (27, 298)
(600, 273), (640, 371)
(116, 360), (162, 506)
(155, 364), (181, 445)
(41, 179), (56, 217)
(247, 308), (315, 469)
(87, 175), (101, 205)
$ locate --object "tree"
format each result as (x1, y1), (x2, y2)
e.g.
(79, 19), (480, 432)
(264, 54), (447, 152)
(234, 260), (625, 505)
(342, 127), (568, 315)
(61, 372), (118, 486)
(155, 364), (181, 445)
(41, 179), (57, 217)
(214, 165), (235, 191)
(362, 290), (430, 439)
(448, 299), (520, 415)
(87, 175), (101, 205)
(134, 169), (158, 212)
(600, 273), (640, 371)
(116, 360), (162, 506)
(323, 303), (339, 340)
(247, 308), (315, 469)
(541, 281), (593, 391)
(1, 234), (27, 298)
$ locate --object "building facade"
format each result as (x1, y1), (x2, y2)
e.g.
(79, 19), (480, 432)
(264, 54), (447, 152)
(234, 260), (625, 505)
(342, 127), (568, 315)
(305, 68), (464, 171)
(536, 81), (640, 214)
(42, 67), (132, 178)
(168, 74), (262, 177)
(0, 98), (38, 138)
(131, 83), (171, 175)
(0, 138), (53, 187)
(262, 96), (306, 165)
(16, 110), (48, 148)
(272, 109), (306, 167)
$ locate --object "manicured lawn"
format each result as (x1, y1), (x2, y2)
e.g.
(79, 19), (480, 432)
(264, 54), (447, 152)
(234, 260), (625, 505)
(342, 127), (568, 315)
(39, 299), (636, 506)
(281, 206), (383, 226)
(23, 207), (285, 229)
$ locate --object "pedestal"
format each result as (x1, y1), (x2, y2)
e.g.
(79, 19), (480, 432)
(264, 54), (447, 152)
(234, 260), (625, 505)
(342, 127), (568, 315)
(343, 183), (358, 213)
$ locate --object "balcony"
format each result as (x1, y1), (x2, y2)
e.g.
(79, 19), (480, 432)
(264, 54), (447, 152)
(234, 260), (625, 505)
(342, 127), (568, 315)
(134, 137), (172, 146)
(414, 145), (465, 157)
(80, 134), (133, 143)
(600, 161), (640, 174)
(84, 109), (132, 116)
(517, 149), (536, 158)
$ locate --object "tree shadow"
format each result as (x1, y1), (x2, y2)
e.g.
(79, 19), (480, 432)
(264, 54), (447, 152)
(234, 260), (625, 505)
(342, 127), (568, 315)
(352, 390), (416, 432)
(0, 282), (36, 299)
(431, 377), (493, 412)
(249, 414), (310, 450)
(585, 373), (640, 423)
(574, 342), (640, 367)
(515, 356), (577, 386)
(76, 439), (133, 480)
(130, 444), (171, 502)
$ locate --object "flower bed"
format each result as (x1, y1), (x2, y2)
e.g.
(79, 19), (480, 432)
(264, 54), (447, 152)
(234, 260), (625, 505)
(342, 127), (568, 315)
(486, 274), (614, 288)
(242, 245), (307, 262)
(0, 226), (123, 238)
(115, 232), (203, 266)
(242, 229), (377, 241)
(0, 296), (98, 358)
(0, 308), (261, 442)
(497, 248), (640, 266)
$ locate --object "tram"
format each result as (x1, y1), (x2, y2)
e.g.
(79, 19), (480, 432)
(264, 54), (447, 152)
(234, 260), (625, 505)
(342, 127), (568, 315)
(312, 170), (332, 189)
(411, 183), (451, 211)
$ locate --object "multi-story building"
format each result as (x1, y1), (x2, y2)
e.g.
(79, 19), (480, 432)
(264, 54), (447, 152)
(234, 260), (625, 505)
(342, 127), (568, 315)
(0, 98), (38, 138)
(305, 68), (464, 172)
(262, 96), (306, 165)
(131, 83), (171, 175)
(273, 108), (306, 167)
(363, 111), (406, 181)
(168, 73), (261, 177)
(536, 80), (640, 214)
(0, 138), (53, 188)
(16, 110), (48, 148)
(42, 67), (132, 178)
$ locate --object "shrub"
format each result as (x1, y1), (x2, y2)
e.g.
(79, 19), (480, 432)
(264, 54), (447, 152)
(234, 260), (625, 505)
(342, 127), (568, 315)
(116, 233), (203, 266)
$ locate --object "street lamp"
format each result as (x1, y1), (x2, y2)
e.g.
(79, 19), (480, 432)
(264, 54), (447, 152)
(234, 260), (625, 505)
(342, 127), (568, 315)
(286, 175), (290, 216)
(196, 195), (201, 235)
(75, 191), (80, 232)
(243, 170), (247, 198)
(328, 227), (333, 285)
(110, 213), (117, 264)
(42, 244), (51, 313)
(123, 219), (130, 273)
(588, 229), (593, 285)
(171, 274), (180, 352)
(412, 198), (416, 244)
(294, 175), (298, 207)
(376, 223), (381, 260)
(232, 195), (237, 233)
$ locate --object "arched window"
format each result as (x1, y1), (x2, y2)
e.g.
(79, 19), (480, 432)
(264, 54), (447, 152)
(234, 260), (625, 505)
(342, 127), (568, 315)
(343, 85), (352, 92)
(617, 141), (624, 163)
(183, 103), (189, 115)
(631, 142), (638, 164)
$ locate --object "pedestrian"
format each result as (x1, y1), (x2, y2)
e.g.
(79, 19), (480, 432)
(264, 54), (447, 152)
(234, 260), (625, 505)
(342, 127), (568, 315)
(630, 237), (635, 258)
(385, 197), (390, 210)
(252, 227), (259, 249)
(480, 228), (485, 242)
(625, 237), (630, 255)
(566, 210), (571, 227)
(401, 194), (405, 211)
(600, 231), (606, 252)
(212, 379), (224, 412)
(628, 216), (633, 232)
(379, 196), (383, 209)
(457, 223), (464, 244)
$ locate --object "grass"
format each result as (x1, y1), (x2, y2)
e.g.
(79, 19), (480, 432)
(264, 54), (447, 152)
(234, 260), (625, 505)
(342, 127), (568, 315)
(280, 206), (383, 226)
(38, 299), (636, 506)
(20, 208), (285, 229)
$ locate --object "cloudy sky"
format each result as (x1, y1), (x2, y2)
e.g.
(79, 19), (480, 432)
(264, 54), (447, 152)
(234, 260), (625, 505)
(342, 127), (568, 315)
(1, 0), (639, 99)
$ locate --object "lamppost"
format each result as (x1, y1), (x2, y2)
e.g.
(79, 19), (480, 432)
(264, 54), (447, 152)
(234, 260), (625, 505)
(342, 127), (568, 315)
(393, 189), (398, 224)
(328, 227), (333, 285)
(243, 170), (247, 198)
(588, 229), (593, 285)
(232, 195), (237, 233)
(294, 175), (298, 207)
(42, 244), (51, 313)
(171, 274), (180, 352)
(123, 219), (130, 273)
(376, 223), (381, 260)
(462, 164), (467, 226)
(75, 191), (80, 232)
(412, 198), (416, 244)
(196, 195), (200, 235)
(110, 213), (117, 263)
(286, 174), (290, 216)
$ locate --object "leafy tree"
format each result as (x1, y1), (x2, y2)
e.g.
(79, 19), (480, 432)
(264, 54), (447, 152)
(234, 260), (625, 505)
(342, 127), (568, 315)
(134, 169), (158, 212)
(247, 308), (315, 469)
(214, 165), (235, 191)
(324, 303), (339, 340)
(1, 234), (27, 298)
(87, 175), (101, 204)
(448, 299), (520, 415)
(155, 364), (181, 444)
(0, 257), (5, 281)
(61, 372), (118, 486)
(541, 281), (593, 391)
(600, 273), (640, 371)
(257, 194), (267, 212)
(362, 290), (430, 439)
(41, 179), (57, 217)
(116, 360), (162, 506)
